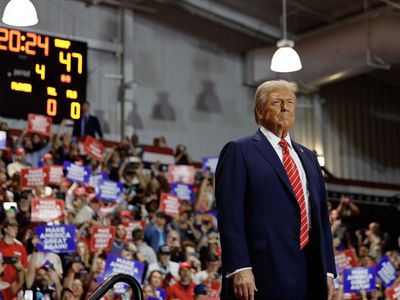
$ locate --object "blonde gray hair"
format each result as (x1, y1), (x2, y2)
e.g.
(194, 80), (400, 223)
(253, 80), (297, 124)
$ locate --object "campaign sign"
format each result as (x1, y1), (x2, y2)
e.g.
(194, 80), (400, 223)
(0, 131), (6, 149)
(95, 179), (122, 201)
(27, 114), (52, 136)
(123, 220), (146, 241)
(167, 165), (195, 184)
(343, 267), (376, 293)
(376, 255), (398, 288)
(170, 183), (195, 203)
(154, 288), (166, 300)
(64, 161), (91, 183)
(335, 249), (359, 274)
(89, 172), (109, 189)
(89, 226), (116, 252)
(20, 167), (47, 188)
(103, 254), (145, 284)
(202, 157), (219, 175)
(43, 165), (64, 185)
(31, 199), (65, 223)
(160, 193), (181, 217)
(84, 136), (105, 161)
(36, 224), (76, 253)
(386, 281), (400, 300)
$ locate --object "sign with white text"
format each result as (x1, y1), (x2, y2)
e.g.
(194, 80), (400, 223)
(159, 193), (181, 217)
(36, 224), (76, 253)
(343, 267), (376, 293)
(27, 114), (52, 136)
(31, 198), (65, 222)
(64, 161), (91, 183)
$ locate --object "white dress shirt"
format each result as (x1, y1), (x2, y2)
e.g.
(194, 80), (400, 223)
(227, 128), (333, 278)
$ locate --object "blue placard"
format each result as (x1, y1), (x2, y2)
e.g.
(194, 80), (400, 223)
(64, 161), (91, 183)
(36, 225), (76, 253)
(202, 156), (219, 175)
(170, 183), (195, 203)
(89, 172), (109, 189)
(343, 267), (376, 293)
(376, 255), (397, 288)
(103, 254), (145, 284)
(154, 288), (166, 300)
(95, 179), (123, 201)
(0, 131), (6, 149)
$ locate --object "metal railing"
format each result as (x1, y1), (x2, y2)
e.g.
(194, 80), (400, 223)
(87, 273), (143, 300)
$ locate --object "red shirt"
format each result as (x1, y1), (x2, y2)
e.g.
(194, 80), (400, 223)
(166, 282), (195, 300)
(0, 239), (29, 299)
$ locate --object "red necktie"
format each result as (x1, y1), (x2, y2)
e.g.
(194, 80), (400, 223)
(279, 139), (309, 249)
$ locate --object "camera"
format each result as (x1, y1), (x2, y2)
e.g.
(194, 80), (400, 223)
(3, 256), (18, 264)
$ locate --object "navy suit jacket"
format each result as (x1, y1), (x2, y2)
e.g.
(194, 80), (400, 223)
(72, 114), (103, 139)
(216, 130), (336, 299)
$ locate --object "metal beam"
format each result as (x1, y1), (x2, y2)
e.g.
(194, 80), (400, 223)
(166, 0), (282, 42)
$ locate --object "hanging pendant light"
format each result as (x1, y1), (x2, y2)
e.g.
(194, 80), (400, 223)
(2, 0), (38, 27)
(270, 0), (302, 72)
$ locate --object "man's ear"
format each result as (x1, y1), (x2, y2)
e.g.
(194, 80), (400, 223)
(256, 107), (263, 120)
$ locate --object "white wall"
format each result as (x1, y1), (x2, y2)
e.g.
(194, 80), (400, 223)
(0, 0), (320, 161)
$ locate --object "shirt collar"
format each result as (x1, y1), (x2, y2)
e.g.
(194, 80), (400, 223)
(259, 126), (293, 149)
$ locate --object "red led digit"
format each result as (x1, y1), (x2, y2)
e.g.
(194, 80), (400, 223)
(38, 35), (49, 56)
(8, 30), (21, 53)
(25, 32), (37, 55)
(47, 99), (57, 116)
(0, 28), (8, 51)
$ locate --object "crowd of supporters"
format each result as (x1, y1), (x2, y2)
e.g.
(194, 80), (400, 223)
(0, 120), (398, 300)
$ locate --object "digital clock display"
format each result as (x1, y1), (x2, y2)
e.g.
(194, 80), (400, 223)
(0, 27), (87, 123)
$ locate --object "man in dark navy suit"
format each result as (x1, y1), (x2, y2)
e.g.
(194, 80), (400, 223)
(216, 80), (336, 300)
(72, 101), (103, 139)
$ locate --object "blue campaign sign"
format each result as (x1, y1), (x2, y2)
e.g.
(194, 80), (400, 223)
(202, 156), (219, 174)
(376, 255), (398, 287)
(89, 172), (109, 189)
(0, 131), (6, 149)
(36, 224), (76, 253)
(343, 267), (376, 293)
(64, 161), (91, 183)
(170, 183), (195, 203)
(95, 179), (123, 201)
(103, 254), (145, 284)
(155, 288), (166, 300)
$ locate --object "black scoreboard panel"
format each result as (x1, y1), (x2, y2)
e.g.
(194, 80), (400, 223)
(0, 27), (87, 123)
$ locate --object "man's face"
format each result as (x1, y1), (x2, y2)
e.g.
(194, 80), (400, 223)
(36, 268), (50, 287)
(159, 253), (170, 266)
(179, 267), (191, 282)
(73, 196), (84, 210)
(155, 216), (166, 228)
(82, 103), (90, 114)
(4, 221), (18, 238)
(257, 88), (296, 135)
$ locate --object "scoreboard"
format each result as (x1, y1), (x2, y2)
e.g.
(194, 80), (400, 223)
(0, 27), (87, 123)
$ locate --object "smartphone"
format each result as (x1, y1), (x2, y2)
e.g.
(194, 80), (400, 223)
(3, 256), (18, 264)
(3, 202), (18, 212)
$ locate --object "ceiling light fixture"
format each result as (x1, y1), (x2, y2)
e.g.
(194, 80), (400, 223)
(270, 0), (302, 72)
(2, 0), (38, 27)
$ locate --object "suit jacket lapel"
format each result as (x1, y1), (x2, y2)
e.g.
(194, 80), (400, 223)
(252, 130), (296, 200)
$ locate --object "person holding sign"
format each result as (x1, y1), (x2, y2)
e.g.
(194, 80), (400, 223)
(216, 80), (336, 300)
